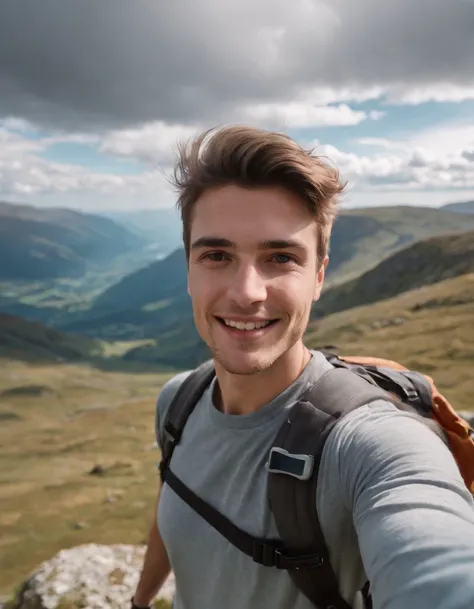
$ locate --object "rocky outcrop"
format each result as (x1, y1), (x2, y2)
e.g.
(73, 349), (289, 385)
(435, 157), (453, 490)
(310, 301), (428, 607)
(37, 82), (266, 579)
(8, 544), (175, 609)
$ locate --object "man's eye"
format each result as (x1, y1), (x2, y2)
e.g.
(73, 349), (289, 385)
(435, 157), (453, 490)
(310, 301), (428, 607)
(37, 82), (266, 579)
(272, 253), (294, 264)
(205, 251), (228, 262)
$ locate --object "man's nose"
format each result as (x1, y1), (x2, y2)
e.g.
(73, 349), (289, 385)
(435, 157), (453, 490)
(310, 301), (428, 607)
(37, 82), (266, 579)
(227, 263), (267, 308)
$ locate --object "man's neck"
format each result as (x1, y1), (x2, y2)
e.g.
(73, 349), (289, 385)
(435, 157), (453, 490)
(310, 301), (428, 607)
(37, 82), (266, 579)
(213, 344), (312, 416)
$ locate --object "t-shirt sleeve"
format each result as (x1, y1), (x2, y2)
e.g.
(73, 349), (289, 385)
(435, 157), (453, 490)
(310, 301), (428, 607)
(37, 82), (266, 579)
(154, 370), (193, 451)
(329, 400), (474, 609)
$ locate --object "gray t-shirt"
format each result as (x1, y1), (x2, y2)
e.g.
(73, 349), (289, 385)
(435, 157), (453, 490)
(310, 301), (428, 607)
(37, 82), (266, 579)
(155, 351), (474, 609)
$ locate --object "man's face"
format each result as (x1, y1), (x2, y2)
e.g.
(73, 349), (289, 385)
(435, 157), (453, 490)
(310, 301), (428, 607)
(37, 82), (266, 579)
(187, 184), (327, 376)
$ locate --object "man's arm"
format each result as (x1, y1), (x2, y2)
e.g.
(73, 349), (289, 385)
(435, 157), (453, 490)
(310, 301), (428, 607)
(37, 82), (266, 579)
(332, 401), (474, 609)
(132, 478), (171, 608)
(133, 370), (191, 606)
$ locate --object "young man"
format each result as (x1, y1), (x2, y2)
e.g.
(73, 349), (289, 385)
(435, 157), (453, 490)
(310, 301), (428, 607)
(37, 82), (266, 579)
(132, 126), (474, 609)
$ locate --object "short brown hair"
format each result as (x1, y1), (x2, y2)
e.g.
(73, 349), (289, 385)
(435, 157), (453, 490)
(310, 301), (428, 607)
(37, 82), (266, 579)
(170, 125), (346, 266)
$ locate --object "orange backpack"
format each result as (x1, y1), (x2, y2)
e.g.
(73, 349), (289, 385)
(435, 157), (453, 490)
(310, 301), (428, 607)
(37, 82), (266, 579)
(332, 351), (474, 494)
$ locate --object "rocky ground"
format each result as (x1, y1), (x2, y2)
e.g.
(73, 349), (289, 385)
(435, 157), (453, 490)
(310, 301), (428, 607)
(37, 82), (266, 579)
(4, 544), (175, 609)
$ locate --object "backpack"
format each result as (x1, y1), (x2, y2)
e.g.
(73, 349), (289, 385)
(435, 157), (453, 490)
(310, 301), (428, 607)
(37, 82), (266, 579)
(158, 349), (474, 609)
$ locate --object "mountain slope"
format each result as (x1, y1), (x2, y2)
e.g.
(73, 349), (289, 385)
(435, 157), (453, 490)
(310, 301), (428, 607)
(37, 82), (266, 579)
(55, 248), (189, 339)
(313, 230), (474, 318)
(93, 247), (187, 311)
(0, 313), (102, 362)
(441, 200), (474, 214)
(104, 207), (183, 256)
(328, 205), (474, 282)
(0, 201), (144, 280)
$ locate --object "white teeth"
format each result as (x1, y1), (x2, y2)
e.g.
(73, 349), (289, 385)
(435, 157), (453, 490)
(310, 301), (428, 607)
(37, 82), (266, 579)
(223, 319), (272, 331)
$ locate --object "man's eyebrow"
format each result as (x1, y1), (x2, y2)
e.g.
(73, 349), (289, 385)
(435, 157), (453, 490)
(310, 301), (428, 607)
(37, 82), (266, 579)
(260, 239), (307, 250)
(190, 237), (307, 250)
(191, 237), (236, 250)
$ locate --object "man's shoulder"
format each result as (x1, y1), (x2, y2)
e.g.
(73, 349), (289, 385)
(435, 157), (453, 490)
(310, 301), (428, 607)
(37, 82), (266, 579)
(157, 369), (195, 411)
(322, 397), (468, 500)
(154, 369), (195, 447)
(327, 398), (444, 458)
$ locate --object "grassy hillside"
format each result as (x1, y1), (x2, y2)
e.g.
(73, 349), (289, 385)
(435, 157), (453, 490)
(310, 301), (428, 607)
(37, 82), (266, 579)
(0, 359), (171, 598)
(0, 314), (174, 374)
(0, 201), (144, 280)
(328, 205), (474, 283)
(0, 313), (102, 362)
(313, 230), (474, 318)
(93, 248), (186, 311)
(306, 272), (474, 411)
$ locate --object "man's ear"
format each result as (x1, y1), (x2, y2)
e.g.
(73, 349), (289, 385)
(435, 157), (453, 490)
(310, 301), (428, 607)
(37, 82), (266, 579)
(313, 256), (329, 302)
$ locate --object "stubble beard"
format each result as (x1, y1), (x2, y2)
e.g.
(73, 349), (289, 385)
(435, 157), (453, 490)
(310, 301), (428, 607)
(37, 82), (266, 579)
(209, 342), (273, 376)
(209, 323), (304, 377)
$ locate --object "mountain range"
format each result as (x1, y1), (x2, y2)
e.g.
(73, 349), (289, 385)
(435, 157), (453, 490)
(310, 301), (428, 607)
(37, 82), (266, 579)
(1, 200), (474, 371)
(312, 229), (474, 318)
(52, 203), (474, 340)
(0, 201), (145, 280)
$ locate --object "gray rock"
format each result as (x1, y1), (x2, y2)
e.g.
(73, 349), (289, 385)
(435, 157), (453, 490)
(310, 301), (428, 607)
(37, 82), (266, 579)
(10, 544), (175, 609)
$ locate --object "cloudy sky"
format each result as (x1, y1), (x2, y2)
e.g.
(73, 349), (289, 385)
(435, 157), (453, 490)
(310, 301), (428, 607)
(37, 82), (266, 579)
(1, 0), (474, 212)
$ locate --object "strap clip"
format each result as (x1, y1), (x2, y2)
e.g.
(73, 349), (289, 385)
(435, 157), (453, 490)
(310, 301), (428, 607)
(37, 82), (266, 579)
(252, 540), (325, 570)
(252, 540), (281, 567)
(267, 447), (314, 480)
(164, 421), (181, 443)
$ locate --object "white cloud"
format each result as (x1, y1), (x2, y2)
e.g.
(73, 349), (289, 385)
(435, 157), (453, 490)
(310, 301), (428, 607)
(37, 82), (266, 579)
(43, 132), (99, 146)
(92, 96), (384, 167)
(2, 118), (474, 206)
(0, 125), (150, 198)
(0, 117), (35, 132)
(0, 152), (124, 197)
(410, 122), (474, 156)
(463, 149), (474, 162)
(242, 102), (369, 128)
(100, 122), (200, 166)
(356, 137), (404, 150)
(319, 138), (474, 191)
(388, 85), (474, 105)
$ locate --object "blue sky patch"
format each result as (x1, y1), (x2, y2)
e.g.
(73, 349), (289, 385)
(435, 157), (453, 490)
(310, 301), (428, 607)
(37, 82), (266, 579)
(40, 141), (146, 175)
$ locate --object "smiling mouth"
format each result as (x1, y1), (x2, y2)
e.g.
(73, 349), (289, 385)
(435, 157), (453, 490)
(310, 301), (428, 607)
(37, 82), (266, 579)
(216, 317), (278, 331)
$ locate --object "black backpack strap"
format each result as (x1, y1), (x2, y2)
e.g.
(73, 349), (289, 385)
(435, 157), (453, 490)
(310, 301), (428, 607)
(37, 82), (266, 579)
(159, 359), (327, 572)
(159, 359), (215, 481)
(162, 468), (326, 571)
(267, 367), (392, 609)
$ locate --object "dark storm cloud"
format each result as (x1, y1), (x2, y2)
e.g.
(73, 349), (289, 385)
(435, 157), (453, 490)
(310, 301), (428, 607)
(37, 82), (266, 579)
(0, 0), (473, 131)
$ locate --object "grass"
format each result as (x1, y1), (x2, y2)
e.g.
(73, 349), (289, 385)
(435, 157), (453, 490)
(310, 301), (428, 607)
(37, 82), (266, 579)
(0, 362), (174, 598)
